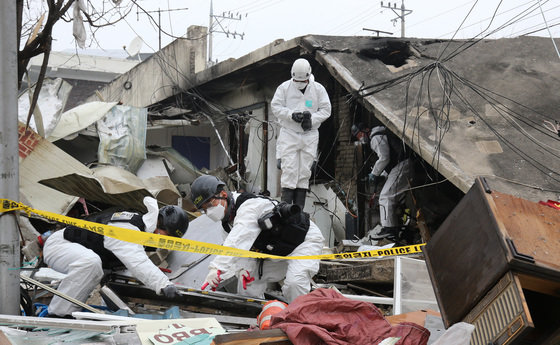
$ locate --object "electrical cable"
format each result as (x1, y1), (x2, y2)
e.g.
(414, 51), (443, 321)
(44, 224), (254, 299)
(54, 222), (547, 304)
(537, 0), (560, 60)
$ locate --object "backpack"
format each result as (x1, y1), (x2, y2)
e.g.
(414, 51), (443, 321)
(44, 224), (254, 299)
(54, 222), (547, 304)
(234, 192), (310, 256)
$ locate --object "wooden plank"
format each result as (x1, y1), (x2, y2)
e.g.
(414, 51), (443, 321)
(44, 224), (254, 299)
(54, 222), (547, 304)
(386, 309), (441, 327)
(488, 190), (560, 271)
(211, 329), (291, 345)
(0, 331), (13, 345)
(321, 258), (394, 283)
(517, 273), (560, 297)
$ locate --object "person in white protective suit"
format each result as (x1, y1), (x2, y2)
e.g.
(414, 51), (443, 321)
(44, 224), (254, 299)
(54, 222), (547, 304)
(367, 126), (412, 241)
(189, 175), (324, 303)
(42, 197), (189, 317)
(271, 58), (331, 210)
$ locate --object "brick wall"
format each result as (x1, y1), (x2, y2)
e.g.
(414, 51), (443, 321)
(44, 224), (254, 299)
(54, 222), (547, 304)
(333, 84), (358, 206)
(18, 123), (41, 160)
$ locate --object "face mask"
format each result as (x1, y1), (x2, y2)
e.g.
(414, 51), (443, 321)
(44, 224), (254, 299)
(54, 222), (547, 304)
(293, 81), (308, 90)
(205, 204), (225, 222)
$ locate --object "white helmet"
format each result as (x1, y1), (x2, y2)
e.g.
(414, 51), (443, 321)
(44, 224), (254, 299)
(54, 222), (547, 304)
(291, 58), (311, 81)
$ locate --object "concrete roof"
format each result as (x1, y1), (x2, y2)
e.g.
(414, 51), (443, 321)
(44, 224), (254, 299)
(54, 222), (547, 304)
(182, 35), (560, 202)
(303, 35), (560, 201)
(28, 51), (140, 83)
(106, 33), (559, 202)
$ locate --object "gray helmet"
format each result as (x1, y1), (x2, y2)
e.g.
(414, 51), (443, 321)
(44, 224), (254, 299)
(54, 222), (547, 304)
(158, 205), (189, 238)
(190, 175), (226, 209)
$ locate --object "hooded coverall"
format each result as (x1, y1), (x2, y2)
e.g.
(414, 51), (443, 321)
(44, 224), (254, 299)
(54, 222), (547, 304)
(43, 197), (173, 316)
(208, 193), (325, 303)
(369, 126), (411, 228)
(271, 74), (331, 189)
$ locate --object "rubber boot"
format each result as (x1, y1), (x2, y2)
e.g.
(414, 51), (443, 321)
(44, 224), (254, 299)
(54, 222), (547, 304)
(281, 188), (295, 204)
(294, 188), (307, 210)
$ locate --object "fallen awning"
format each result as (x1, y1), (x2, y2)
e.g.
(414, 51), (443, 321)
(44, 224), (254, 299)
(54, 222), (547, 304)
(39, 165), (181, 212)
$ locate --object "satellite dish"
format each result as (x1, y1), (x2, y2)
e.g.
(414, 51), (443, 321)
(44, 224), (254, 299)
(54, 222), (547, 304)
(124, 36), (143, 60)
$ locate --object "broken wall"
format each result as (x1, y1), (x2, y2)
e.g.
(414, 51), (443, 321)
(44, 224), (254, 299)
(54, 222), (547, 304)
(89, 26), (207, 108)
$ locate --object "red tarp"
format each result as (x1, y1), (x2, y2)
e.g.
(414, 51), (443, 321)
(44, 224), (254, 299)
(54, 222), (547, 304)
(271, 288), (430, 345)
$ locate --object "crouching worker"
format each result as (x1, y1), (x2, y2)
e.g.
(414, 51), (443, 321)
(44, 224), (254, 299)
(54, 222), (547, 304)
(190, 175), (324, 303)
(43, 197), (189, 317)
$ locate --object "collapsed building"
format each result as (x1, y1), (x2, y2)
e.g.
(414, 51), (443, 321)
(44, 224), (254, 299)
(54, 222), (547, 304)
(6, 25), (560, 344)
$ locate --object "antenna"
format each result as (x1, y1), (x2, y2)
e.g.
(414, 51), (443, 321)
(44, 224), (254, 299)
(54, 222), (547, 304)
(124, 36), (143, 61)
(136, 6), (189, 50)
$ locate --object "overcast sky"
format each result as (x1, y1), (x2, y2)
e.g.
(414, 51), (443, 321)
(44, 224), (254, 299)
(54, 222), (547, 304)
(47, 0), (560, 61)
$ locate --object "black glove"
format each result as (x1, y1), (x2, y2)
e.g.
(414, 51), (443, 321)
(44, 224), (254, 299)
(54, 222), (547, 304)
(301, 111), (312, 131)
(368, 173), (382, 187)
(277, 159), (282, 170)
(161, 284), (179, 298)
(292, 112), (303, 123)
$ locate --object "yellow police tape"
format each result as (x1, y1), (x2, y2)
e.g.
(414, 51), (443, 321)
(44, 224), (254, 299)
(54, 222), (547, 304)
(1, 199), (425, 260)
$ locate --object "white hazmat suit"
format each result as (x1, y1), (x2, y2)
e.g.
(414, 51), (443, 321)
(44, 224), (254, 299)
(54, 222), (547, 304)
(43, 197), (173, 317)
(271, 74), (331, 189)
(369, 126), (411, 228)
(208, 193), (324, 303)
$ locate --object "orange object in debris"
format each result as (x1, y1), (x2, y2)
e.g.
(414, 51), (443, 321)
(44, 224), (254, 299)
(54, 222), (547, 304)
(257, 300), (288, 330)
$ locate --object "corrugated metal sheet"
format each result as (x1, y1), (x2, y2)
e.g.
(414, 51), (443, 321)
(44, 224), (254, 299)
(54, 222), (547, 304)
(19, 122), (87, 215)
(39, 165), (181, 213)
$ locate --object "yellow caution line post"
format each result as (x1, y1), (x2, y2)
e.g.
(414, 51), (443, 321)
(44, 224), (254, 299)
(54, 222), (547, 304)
(1, 199), (425, 260)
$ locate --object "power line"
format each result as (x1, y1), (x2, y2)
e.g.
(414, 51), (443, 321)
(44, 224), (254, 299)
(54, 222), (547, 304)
(136, 6), (189, 50)
(208, 0), (246, 65)
(407, 0), (476, 30)
(437, 0), (551, 38)
(537, 0), (560, 60)
(518, 19), (560, 36)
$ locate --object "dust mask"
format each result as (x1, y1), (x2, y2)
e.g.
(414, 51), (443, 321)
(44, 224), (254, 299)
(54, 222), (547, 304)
(293, 81), (308, 90)
(206, 204), (225, 222)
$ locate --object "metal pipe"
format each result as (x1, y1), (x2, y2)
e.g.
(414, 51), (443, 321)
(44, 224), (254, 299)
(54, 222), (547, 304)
(0, 0), (21, 315)
(20, 274), (105, 314)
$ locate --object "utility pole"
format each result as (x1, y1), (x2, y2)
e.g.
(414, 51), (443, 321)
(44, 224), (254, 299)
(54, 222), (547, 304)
(136, 6), (189, 50)
(208, 0), (246, 66)
(0, 0), (21, 315)
(380, 0), (413, 38)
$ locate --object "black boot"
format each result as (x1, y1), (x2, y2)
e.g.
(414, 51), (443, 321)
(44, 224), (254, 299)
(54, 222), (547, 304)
(371, 226), (400, 240)
(294, 188), (307, 210)
(281, 188), (295, 204)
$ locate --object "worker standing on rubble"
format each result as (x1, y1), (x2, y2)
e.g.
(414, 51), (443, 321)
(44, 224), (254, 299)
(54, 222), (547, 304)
(271, 57), (331, 210)
(190, 175), (324, 303)
(367, 125), (412, 241)
(42, 197), (189, 318)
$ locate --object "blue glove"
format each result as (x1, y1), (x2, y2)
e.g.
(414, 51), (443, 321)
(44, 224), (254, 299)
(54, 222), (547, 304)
(292, 112), (303, 123)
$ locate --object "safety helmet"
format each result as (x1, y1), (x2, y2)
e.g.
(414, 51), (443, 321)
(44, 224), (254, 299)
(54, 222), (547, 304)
(158, 205), (189, 238)
(291, 58), (311, 81)
(190, 175), (226, 210)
